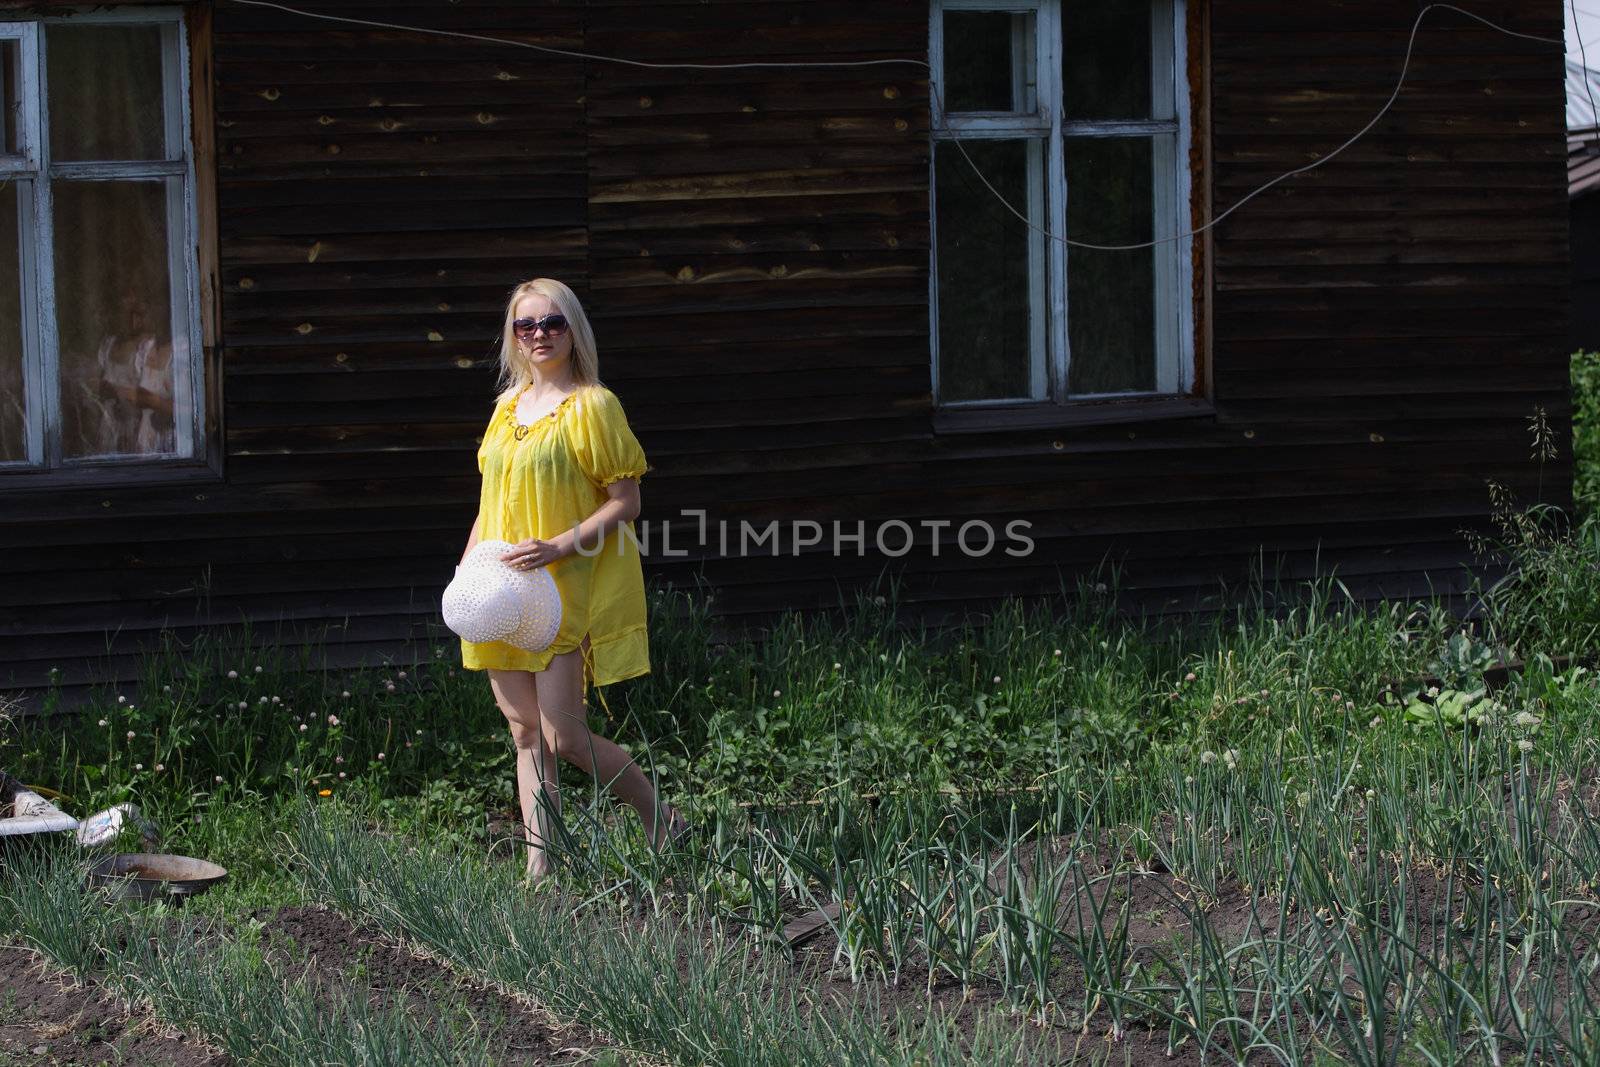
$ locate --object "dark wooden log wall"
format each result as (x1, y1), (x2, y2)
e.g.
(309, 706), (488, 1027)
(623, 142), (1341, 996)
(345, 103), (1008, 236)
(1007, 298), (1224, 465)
(0, 0), (1573, 702)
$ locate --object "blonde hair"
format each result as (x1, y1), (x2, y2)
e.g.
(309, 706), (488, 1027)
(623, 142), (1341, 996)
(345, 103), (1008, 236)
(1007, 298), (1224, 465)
(492, 278), (601, 407)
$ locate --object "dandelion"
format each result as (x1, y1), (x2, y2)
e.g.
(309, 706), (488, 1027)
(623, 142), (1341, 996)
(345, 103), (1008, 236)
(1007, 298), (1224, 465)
(1200, 750), (1218, 765)
(318, 789), (332, 798)
(1518, 739), (1535, 753)
(1184, 672), (1197, 683)
(1514, 711), (1541, 729)
(126, 730), (136, 740)
(328, 714), (340, 726)
(97, 719), (108, 727)
(227, 670), (238, 680)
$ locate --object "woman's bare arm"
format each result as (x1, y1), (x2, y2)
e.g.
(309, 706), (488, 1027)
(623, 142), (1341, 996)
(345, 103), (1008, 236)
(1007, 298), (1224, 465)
(460, 512), (483, 566)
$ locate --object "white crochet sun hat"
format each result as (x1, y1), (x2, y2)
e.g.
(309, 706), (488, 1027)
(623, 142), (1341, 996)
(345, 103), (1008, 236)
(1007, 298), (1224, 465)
(443, 539), (562, 652)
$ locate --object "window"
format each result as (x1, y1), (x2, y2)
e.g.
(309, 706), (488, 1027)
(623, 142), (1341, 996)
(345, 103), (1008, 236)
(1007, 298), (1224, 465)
(0, 9), (204, 474)
(929, 0), (1196, 421)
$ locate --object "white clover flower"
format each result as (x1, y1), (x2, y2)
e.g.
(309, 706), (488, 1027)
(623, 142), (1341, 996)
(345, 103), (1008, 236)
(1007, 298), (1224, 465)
(398, 670), (407, 680)
(259, 697), (269, 705)
(1053, 649), (1062, 657)
(328, 714), (340, 726)
(133, 763), (143, 771)
(271, 696), (281, 705)
(377, 752), (385, 761)
(772, 689), (781, 698)
(117, 695), (126, 704)
(1259, 689), (1269, 698)
(416, 729), (423, 736)
(992, 675), (1002, 684)
(338, 771), (346, 779)
(1200, 750), (1218, 765)
(342, 691), (351, 699)
(227, 670), (238, 679)
(163, 685), (171, 694)
(833, 662), (842, 670)
(97, 719), (108, 727)
(299, 724), (308, 733)
(238, 701), (248, 710)
(1184, 672), (1197, 683)
(255, 666), (263, 674)
(335, 756), (344, 764)
(154, 763), (164, 772)
(1426, 686), (1439, 698)
(214, 775), (223, 784)
(385, 683), (396, 693)
(1370, 716), (1383, 729)
(126, 730), (135, 740)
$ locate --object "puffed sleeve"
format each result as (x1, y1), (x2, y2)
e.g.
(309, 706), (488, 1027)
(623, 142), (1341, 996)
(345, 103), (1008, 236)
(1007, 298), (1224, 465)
(477, 403), (496, 475)
(571, 386), (651, 489)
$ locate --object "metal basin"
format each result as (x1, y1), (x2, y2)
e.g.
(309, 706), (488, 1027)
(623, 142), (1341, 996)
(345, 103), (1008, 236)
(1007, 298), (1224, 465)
(87, 853), (228, 901)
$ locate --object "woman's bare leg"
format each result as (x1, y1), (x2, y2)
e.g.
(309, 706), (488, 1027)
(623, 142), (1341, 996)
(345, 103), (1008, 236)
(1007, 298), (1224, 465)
(488, 668), (560, 879)
(533, 636), (680, 847)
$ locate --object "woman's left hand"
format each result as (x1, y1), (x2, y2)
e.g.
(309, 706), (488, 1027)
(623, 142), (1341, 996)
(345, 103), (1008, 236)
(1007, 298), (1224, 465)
(501, 537), (568, 570)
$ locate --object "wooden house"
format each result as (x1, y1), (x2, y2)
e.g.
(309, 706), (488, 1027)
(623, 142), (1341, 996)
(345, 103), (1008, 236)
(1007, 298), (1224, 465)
(0, 0), (1573, 707)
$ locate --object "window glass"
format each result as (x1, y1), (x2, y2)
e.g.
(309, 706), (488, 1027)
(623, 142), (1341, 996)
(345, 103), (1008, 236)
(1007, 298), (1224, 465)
(1, 39), (22, 155)
(53, 179), (177, 459)
(943, 11), (1023, 112)
(1066, 137), (1155, 393)
(935, 139), (1037, 401)
(1062, 0), (1151, 120)
(47, 23), (169, 162)
(0, 180), (24, 461)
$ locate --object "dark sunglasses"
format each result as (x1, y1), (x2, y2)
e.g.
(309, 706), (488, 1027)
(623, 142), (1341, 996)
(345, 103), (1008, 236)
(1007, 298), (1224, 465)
(512, 313), (570, 337)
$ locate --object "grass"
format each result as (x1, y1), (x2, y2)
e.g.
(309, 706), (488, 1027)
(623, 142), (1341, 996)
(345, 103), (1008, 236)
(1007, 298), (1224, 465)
(1, 377), (1598, 1063)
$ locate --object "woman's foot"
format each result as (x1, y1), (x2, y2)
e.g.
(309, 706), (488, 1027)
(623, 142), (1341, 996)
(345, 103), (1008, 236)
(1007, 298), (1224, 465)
(649, 805), (691, 851)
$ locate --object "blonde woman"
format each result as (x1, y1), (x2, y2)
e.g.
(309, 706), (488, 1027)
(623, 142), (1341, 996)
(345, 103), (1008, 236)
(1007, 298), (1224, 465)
(460, 277), (686, 881)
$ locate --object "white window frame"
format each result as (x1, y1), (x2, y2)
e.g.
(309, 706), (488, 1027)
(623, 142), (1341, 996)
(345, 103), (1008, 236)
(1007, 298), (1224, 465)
(0, 6), (205, 475)
(929, 0), (1194, 412)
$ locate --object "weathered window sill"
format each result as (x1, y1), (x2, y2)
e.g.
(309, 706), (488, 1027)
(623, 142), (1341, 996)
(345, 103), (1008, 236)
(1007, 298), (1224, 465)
(0, 459), (223, 496)
(932, 396), (1215, 435)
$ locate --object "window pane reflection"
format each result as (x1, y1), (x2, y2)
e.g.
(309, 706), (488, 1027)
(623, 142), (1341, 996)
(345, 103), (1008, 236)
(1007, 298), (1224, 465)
(1066, 137), (1155, 394)
(0, 181), (25, 462)
(47, 23), (169, 162)
(53, 179), (177, 459)
(936, 139), (1038, 402)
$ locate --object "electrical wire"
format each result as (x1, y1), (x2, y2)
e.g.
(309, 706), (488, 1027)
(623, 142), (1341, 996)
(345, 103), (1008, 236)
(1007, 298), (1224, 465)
(1577, 0), (1600, 136)
(223, 0), (1564, 253)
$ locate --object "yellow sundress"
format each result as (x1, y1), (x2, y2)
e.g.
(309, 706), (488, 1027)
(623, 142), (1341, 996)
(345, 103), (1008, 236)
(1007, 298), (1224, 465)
(460, 382), (653, 693)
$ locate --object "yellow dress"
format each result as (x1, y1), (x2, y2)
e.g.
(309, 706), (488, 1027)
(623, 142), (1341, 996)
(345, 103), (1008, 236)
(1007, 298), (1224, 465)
(460, 383), (653, 692)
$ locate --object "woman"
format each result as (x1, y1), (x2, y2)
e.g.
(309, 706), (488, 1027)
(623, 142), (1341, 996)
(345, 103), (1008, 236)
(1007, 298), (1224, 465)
(459, 277), (685, 881)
